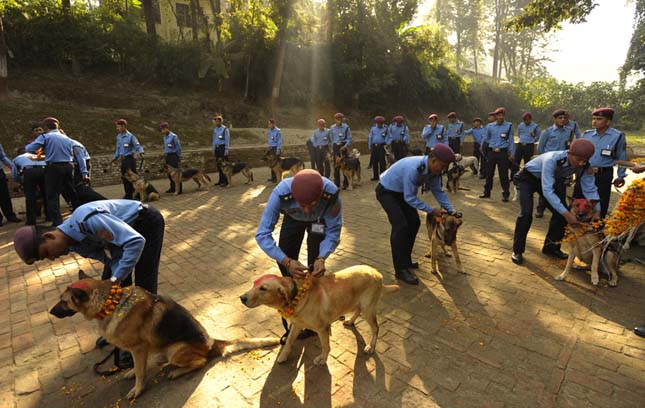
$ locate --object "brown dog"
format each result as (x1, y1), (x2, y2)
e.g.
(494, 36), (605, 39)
(445, 162), (466, 193)
(165, 165), (211, 194)
(262, 149), (305, 182)
(240, 265), (399, 366)
(216, 157), (254, 188)
(49, 271), (280, 399)
(336, 147), (362, 190)
(124, 169), (160, 202)
(425, 211), (465, 277)
(555, 198), (619, 286)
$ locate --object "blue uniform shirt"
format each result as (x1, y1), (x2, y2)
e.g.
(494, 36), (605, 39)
(565, 120), (581, 139)
(113, 131), (144, 160)
(537, 125), (571, 154)
(26, 130), (77, 163)
(70, 140), (89, 176)
(525, 151), (600, 214)
(483, 122), (515, 154)
(212, 125), (230, 155)
(256, 177), (342, 262)
(518, 122), (540, 144)
(421, 125), (447, 148)
(379, 156), (454, 213)
(368, 125), (388, 149)
(581, 127), (627, 179)
(267, 127), (282, 152)
(387, 123), (409, 144)
(330, 123), (352, 147)
(446, 121), (465, 143)
(312, 129), (331, 148)
(57, 200), (147, 281)
(0, 144), (12, 168)
(163, 132), (182, 156)
(11, 153), (45, 182)
(464, 127), (486, 145)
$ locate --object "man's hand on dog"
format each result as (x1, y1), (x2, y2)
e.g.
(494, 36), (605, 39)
(283, 257), (308, 278)
(563, 211), (579, 225)
(312, 258), (325, 277)
(430, 208), (442, 217)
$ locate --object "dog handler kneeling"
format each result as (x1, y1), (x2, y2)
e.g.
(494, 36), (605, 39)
(511, 139), (600, 265)
(376, 144), (456, 286)
(13, 199), (164, 368)
(256, 169), (342, 344)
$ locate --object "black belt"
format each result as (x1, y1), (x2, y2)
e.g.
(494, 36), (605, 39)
(593, 167), (613, 174)
(22, 165), (44, 170)
(372, 143), (383, 147)
(490, 147), (508, 153)
(47, 161), (73, 165)
(335, 142), (344, 146)
(392, 140), (404, 144)
(520, 143), (534, 146)
(316, 146), (328, 150)
(448, 137), (460, 139)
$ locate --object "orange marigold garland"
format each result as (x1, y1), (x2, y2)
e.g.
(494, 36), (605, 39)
(604, 178), (645, 238)
(561, 220), (604, 243)
(95, 285), (124, 320)
(280, 274), (313, 319)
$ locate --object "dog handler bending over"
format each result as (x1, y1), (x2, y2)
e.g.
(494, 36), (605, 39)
(511, 139), (600, 265)
(376, 144), (456, 286)
(13, 199), (165, 368)
(256, 169), (342, 343)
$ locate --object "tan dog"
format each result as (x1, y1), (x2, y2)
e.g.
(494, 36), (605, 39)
(445, 163), (466, 193)
(456, 155), (479, 175)
(165, 165), (211, 194)
(49, 271), (280, 400)
(425, 211), (465, 277)
(262, 149), (305, 182)
(216, 157), (254, 188)
(240, 265), (399, 366)
(555, 198), (619, 286)
(124, 169), (160, 202)
(336, 147), (362, 190)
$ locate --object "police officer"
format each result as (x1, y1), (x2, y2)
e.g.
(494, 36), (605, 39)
(511, 139), (598, 264)
(267, 119), (283, 182)
(515, 113), (540, 169)
(464, 118), (486, 176)
(376, 144), (457, 285)
(12, 149), (46, 225)
(13, 199), (165, 368)
(564, 111), (581, 140)
(160, 122), (182, 193)
(29, 123), (44, 143)
(330, 113), (352, 188)
(368, 116), (388, 180)
(575, 108), (627, 219)
(111, 119), (144, 199)
(535, 109), (572, 217)
(212, 114), (230, 187)
(480, 112), (496, 180)
(480, 108), (514, 202)
(421, 114), (447, 155)
(387, 116), (409, 161)
(0, 143), (22, 226)
(312, 119), (331, 177)
(255, 169), (342, 343)
(446, 112), (465, 154)
(26, 117), (87, 226)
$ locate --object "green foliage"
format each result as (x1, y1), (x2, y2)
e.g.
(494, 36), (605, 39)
(507, 0), (598, 32)
(623, 0), (645, 76)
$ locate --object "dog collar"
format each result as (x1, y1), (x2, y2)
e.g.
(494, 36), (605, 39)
(95, 285), (124, 320)
(280, 274), (313, 319)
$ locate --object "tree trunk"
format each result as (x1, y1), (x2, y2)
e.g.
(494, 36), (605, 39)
(142, 0), (157, 36)
(436, 0), (442, 22)
(190, 0), (199, 41)
(62, 0), (71, 13)
(326, 0), (334, 43)
(456, 31), (462, 71)
(208, 0), (224, 91)
(473, 48), (478, 76)
(0, 16), (8, 101)
(353, 0), (365, 110)
(271, 33), (288, 112)
(244, 54), (252, 100)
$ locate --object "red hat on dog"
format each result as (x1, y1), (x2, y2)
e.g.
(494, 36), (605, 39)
(592, 107), (614, 120)
(291, 170), (324, 206)
(432, 144), (456, 163)
(569, 139), (595, 160)
(374, 116), (385, 124)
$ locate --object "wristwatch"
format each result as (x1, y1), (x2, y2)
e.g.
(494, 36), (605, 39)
(110, 276), (119, 283)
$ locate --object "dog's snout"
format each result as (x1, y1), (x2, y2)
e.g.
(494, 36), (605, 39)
(240, 295), (248, 305)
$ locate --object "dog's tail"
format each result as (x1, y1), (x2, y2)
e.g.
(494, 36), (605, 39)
(203, 173), (212, 182)
(208, 337), (280, 358)
(382, 285), (400, 296)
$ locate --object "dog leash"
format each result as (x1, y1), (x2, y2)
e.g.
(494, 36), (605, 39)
(93, 347), (127, 376)
(138, 157), (146, 173)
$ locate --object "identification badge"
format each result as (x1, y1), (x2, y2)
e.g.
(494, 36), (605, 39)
(218, 135), (224, 139)
(437, 134), (443, 140)
(124, 143), (130, 147)
(311, 223), (325, 235)
(167, 144), (173, 147)
(381, 132), (386, 137)
(323, 137), (328, 141)
(401, 131), (405, 135)
(500, 133), (508, 139)
(601, 149), (612, 157)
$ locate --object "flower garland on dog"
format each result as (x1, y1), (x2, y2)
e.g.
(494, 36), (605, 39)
(95, 285), (124, 320)
(280, 273), (313, 319)
(604, 178), (645, 238)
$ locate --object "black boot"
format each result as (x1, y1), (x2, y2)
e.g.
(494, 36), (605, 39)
(395, 268), (419, 285)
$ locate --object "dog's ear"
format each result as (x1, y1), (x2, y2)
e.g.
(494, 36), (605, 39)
(78, 269), (91, 280)
(278, 278), (294, 303)
(69, 288), (89, 306)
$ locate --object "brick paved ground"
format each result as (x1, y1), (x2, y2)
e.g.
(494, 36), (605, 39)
(0, 168), (643, 408)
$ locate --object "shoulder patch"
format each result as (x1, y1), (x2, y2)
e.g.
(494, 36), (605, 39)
(279, 193), (293, 202)
(556, 158), (567, 166)
(97, 229), (113, 241)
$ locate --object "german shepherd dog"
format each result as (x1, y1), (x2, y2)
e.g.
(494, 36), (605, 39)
(216, 157), (254, 188)
(336, 147), (362, 190)
(262, 149), (305, 182)
(555, 198), (619, 286)
(124, 169), (160, 202)
(445, 162), (466, 193)
(50, 271), (280, 400)
(425, 211), (465, 278)
(165, 165), (211, 194)
(383, 144), (396, 168)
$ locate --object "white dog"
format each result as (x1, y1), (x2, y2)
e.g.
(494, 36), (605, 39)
(455, 155), (479, 175)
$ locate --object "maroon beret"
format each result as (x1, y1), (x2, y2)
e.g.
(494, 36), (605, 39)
(14, 226), (40, 265)
(317, 118), (326, 126)
(447, 112), (457, 118)
(392, 115), (404, 124)
(374, 116), (385, 124)
(494, 107), (506, 115)
(428, 114), (438, 120)
(592, 107), (614, 120)
(115, 119), (128, 126)
(552, 109), (567, 118)
(333, 112), (344, 119)
(159, 121), (169, 129)
(488, 112), (496, 116)
(291, 169), (324, 206)
(432, 143), (456, 163)
(42, 117), (59, 125)
(473, 117), (482, 123)
(522, 112), (532, 120)
(569, 139), (595, 160)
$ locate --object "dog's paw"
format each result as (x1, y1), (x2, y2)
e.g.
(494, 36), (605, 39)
(122, 369), (136, 380)
(276, 350), (289, 364)
(313, 354), (328, 366)
(363, 345), (375, 355)
(554, 273), (566, 281)
(591, 277), (599, 286)
(424, 252), (432, 258)
(127, 385), (145, 400)
(608, 277), (618, 287)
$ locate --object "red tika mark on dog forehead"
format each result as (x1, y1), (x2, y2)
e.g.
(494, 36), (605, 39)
(68, 281), (89, 290)
(572, 198), (593, 210)
(253, 275), (279, 288)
